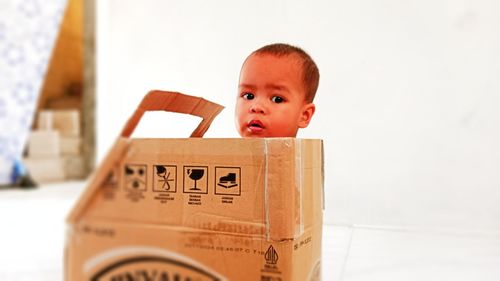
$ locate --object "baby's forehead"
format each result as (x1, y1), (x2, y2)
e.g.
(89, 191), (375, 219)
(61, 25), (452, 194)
(251, 52), (302, 64)
(242, 54), (307, 92)
(244, 53), (305, 78)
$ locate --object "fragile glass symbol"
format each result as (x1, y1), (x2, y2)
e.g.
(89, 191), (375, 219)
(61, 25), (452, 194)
(187, 169), (204, 190)
(218, 173), (237, 188)
(156, 166), (173, 190)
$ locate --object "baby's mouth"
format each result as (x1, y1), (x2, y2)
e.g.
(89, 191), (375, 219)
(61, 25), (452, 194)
(247, 120), (265, 133)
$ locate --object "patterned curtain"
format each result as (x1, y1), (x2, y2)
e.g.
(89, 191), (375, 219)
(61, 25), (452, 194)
(0, 0), (67, 184)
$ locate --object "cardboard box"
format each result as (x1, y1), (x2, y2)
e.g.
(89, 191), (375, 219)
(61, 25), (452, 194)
(64, 155), (86, 179)
(38, 109), (80, 137)
(23, 157), (65, 183)
(27, 130), (60, 158)
(37, 110), (53, 130)
(61, 136), (82, 155)
(65, 91), (324, 281)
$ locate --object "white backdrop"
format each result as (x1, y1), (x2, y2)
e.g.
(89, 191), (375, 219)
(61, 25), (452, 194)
(97, 0), (500, 230)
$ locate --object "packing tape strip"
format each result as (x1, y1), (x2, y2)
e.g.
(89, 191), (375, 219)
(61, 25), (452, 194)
(264, 138), (270, 241)
(295, 139), (304, 237)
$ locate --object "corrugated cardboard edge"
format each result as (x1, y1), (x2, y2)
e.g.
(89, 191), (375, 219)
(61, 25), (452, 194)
(121, 90), (224, 138)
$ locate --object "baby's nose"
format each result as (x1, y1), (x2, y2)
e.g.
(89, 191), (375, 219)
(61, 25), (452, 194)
(250, 102), (265, 114)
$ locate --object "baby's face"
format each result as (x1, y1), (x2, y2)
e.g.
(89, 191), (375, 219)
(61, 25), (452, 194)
(235, 54), (313, 137)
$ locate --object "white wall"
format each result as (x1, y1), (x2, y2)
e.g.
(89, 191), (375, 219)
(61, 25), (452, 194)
(97, 0), (500, 231)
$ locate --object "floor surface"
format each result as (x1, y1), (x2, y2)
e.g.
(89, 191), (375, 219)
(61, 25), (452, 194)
(0, 181), (499, 280)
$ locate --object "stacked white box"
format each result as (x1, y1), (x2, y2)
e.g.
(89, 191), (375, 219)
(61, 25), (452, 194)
(60, 136), (82, 155)
(38, 110), (80, 137)
(24, 130), (65, 183)
(24, 109), (86, 183)
(27, 130), (60, 158)
(23, 158), (65, 183)
(63, 155), (86, 179)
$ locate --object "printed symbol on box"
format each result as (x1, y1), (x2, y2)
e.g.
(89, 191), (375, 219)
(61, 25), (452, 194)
(215, 167), (241, 196)
(124, 164), (147, 191)
(219, 173), (237, 188)
(183, 166), (208, 194)
(153, 165), (177, 192)
(265, 245), (279, 265)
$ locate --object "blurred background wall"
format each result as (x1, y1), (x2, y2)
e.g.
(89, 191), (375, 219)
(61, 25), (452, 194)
(94, 0), (500, 231)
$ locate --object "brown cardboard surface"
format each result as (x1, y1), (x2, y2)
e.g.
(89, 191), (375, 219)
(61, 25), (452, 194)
(66, 91), (323, 281)
(67, 219), (321, 281)
(75, 138), (322, 239)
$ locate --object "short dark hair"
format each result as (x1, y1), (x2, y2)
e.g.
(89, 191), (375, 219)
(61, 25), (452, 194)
(252, 43), (319, 102)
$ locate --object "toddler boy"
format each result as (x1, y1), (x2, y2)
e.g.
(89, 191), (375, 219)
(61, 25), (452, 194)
(235, 43), (319, 137)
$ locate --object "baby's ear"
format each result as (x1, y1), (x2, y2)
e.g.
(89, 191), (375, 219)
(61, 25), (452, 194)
(298, 103), (316, 128)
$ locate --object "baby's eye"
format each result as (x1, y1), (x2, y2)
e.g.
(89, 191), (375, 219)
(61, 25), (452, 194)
(271, 96), (285, 103)
(242, 92), (254, 100)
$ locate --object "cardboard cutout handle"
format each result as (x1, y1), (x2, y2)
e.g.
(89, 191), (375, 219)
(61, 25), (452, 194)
(120, 90), (224, 138)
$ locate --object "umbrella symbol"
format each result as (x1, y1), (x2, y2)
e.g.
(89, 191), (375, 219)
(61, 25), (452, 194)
(155, 165), (173, 190)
